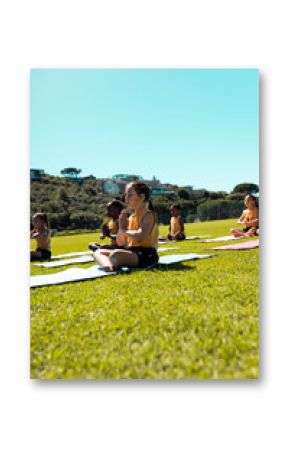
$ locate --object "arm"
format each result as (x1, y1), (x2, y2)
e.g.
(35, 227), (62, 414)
(116, 210), (129, 246)
(177, 217), (185, 234)
(118, 211), (155, 244)
(109, 220), (119, 240)
(246, 209), (259, 227)
(30, 229), (43, 238)
(173, 217), (185, 237)
(30, 230), (38, 238)
(237, 211), (246, 224)
(100, 223), (110, 239)
(30, 229), (49, 241)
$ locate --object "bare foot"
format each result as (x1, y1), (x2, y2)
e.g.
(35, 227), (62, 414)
(89, 242), (100, 251)
(230, 229), (244, 237)
(102, 264), (118, 272)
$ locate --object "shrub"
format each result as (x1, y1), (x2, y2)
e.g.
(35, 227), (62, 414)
(46, 200), (62, 213)
(186, 214), (197, 223)
(209, 191), (227, 200)
(197, 199), (244, 221)
(177, 189), (190, 200)
(232, 183), (259, 194)
(48, 213), (71, 229)
(70, 212), (101, 230)
(226, 193), (245, 201)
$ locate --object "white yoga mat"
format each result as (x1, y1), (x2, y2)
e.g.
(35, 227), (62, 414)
(157, 253), (213, 264)
(51, 251), (91, 260)
(34, 247), (179, 268)
(36, 255), (94, 268)
(30, 253), (214, 288)
(186, 235), (211, 240)
(159, 235), (211, 243)
(201, 236), (245, 243)
(48, 243), (184, 260)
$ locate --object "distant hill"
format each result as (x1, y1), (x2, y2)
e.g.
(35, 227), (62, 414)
(30, 174), (257, 231)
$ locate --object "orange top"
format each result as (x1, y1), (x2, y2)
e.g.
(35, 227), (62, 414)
(108, 219), (118, 235)
(241, 208), (259, 226)
(126, 210), (158, 248)
(170, 216), (182, 235)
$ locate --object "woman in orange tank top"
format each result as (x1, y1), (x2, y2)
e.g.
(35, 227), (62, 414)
(93, 182), (159, 271)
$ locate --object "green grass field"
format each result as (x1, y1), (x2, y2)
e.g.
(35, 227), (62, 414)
(30, 218), (259, 379)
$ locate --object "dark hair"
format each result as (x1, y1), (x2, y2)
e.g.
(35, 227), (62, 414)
(171, 204), (181, 210)
(245, 194), (258, 207)
(129, 181), (150, 200)
(32, 212), (49, 227)
(127, 181), (154, 210)
(107, 200), (123, 212)
(147, 199), (154, 211)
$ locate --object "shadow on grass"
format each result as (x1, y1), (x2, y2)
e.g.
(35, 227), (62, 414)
(155, 263), (195, 272)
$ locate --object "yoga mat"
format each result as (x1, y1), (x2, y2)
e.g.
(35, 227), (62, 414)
(157, 253), (213, 264)
(186, 235), (211, 240)
(159, 235), (211, 243)
(30, 253), (214, 288)
(51, 251), (91, 260)
(34, 247), (179, 268)
(211, 240), (259, 250)
(201, 236), (245, 243)
(35, 255), (94, 268)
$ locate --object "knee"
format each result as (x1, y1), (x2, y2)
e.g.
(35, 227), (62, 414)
(109, 250), (122, 265)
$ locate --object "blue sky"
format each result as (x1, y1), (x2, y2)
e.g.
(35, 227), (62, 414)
(30, 69), (259, 192)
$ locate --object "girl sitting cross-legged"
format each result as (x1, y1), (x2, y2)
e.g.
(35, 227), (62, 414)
(30, 212), (52, 261)
(230, 194), (259, 237)
(92, 182), (159, 271)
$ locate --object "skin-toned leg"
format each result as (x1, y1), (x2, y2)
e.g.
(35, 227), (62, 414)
(92, 249), (139, 271)
(109, 249), (139, 270)
(92, 249), (114, 270)
(230, 228), (246, 237)
(97, 249), (113, 256)
(246, 227), (257, 237)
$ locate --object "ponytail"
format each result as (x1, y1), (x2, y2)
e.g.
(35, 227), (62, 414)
(148, 199), (154, 211)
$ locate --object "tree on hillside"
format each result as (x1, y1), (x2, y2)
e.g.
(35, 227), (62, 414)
(209, 191), (227, 200)
(232, 183), (259, 194)
(60, 167), (82, 178)
(57, 187), (71, 214)
(177, 188), (190, 200)
(226, 192), (245, 201)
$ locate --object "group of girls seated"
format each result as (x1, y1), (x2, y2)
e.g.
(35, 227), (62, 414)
(30, 184), (259, 270)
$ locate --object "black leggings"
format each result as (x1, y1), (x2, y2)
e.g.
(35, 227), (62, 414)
(30, 248), (51, 261)
(127, 247), (159, 268)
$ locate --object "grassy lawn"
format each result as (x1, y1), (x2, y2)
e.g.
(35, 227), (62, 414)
(30, 218), (259, 379)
